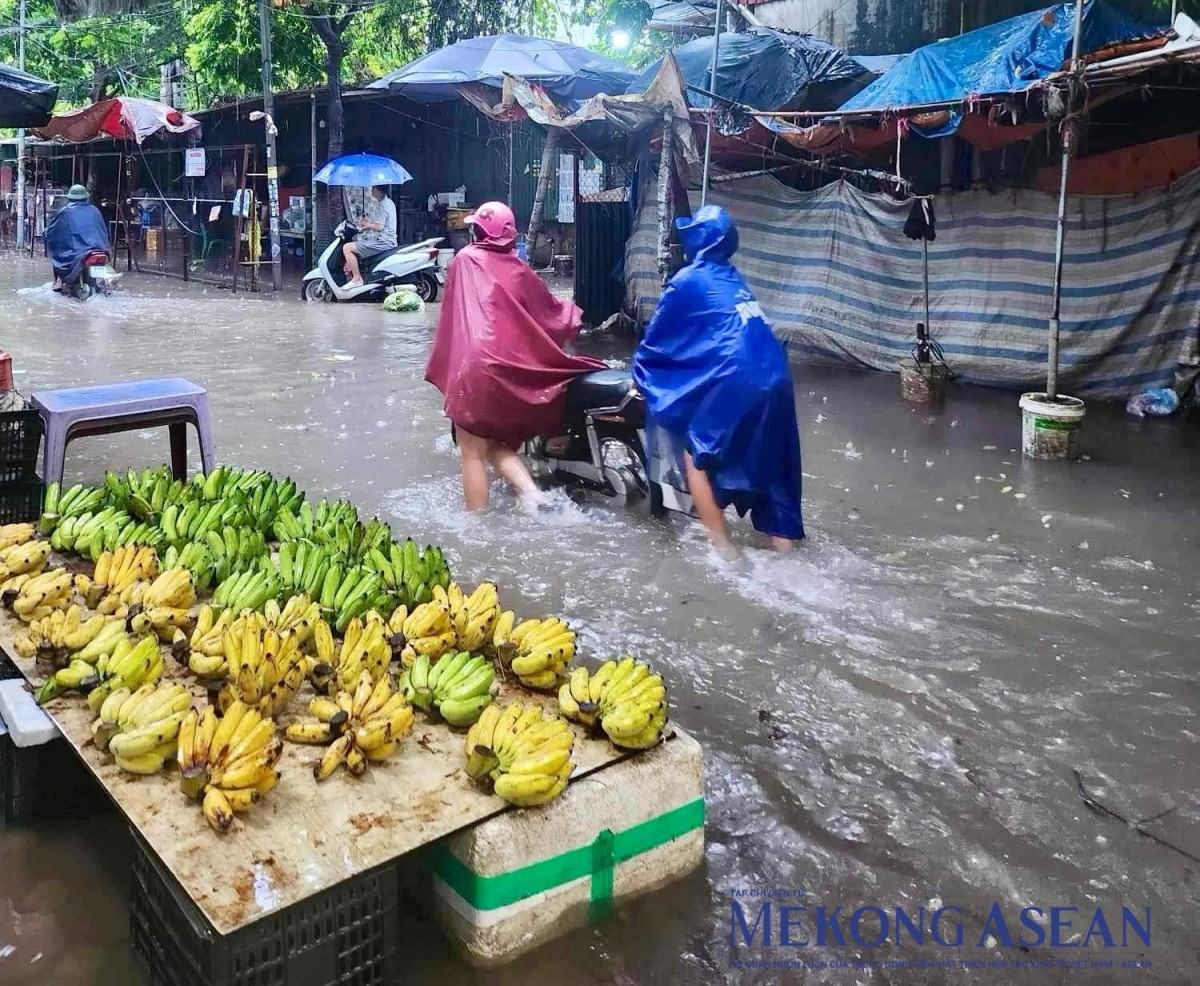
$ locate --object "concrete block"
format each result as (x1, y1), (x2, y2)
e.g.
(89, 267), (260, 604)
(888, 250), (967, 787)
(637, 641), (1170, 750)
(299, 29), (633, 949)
(0, 680), (58, 748)
(430, 728), (705, 967)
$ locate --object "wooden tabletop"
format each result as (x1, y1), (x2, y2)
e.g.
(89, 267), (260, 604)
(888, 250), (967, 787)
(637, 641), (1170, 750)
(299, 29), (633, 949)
(0, 613), (628, 935)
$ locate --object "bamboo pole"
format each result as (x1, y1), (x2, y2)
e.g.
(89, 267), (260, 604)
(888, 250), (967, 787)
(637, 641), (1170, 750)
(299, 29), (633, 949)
(656, 109), (675, 287)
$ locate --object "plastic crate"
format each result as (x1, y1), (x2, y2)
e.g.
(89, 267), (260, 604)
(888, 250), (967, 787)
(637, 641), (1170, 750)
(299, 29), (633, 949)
(0, 407), (42, 484)
(0, 477), (44, 525)
(130, 831), (402, 986)
(0, 651), (22, 680)
(0, 733), (104, 824)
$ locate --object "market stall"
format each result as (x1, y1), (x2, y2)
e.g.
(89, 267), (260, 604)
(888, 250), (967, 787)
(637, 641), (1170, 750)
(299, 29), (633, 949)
(0, 463), (702, 980)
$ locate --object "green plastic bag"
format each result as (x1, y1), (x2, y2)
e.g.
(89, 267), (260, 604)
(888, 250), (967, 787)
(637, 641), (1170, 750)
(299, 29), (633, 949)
(383, 290), (424, 313)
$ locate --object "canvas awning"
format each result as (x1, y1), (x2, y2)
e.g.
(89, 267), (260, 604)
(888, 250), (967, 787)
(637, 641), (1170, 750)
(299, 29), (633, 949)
(0, 63), (58, 128)
(33, 97), (200, 144)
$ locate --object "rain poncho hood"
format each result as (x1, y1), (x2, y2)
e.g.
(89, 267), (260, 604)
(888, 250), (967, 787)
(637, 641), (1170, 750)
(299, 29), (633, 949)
(426, 234), (605, 449)
(45, 201), (110, 278)
(633, 206), (805, 540)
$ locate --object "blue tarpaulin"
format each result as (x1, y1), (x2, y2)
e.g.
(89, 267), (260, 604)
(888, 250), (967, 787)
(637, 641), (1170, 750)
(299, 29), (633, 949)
(628, 28), (866, 111)
(839, 1), (1164, 131)
(368, 35), (635, 103)
(0, 62), (58, 128)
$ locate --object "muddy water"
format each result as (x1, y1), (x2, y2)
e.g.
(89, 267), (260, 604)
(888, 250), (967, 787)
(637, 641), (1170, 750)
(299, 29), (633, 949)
(0, 259), (1197, 985)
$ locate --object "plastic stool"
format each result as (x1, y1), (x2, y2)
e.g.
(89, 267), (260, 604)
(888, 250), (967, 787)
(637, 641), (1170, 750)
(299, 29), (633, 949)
(32, 377), (216, 486)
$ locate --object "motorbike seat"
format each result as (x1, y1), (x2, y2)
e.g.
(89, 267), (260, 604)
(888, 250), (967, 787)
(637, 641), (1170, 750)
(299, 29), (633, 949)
(361, 247), (404, 278)
(567, 369), (634, 413)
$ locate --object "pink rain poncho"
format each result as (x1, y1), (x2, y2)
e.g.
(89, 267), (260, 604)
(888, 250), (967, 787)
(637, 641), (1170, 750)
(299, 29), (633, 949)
(425, 228), (604, 450)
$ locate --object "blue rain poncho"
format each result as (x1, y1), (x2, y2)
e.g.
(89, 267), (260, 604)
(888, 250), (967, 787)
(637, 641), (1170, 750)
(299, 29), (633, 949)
(45, 201), (110, 279)
(633, 206), (805, 541)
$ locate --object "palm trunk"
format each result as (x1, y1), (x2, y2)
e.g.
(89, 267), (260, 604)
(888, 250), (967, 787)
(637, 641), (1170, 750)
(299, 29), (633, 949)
(527, 129), (560, 262)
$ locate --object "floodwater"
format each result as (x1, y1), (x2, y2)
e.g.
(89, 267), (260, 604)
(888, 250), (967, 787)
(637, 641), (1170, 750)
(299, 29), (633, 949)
(0, 258), (1198, 985)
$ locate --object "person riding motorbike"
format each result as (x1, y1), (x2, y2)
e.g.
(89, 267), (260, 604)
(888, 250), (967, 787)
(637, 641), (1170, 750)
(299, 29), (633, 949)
(45, 185), (111, 292)
(425, 201), (605, 511)
(633, 205), (805, 554)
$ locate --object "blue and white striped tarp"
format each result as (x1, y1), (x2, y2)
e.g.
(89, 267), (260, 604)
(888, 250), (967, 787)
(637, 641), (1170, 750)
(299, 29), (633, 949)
(625, 171), (1200, 398)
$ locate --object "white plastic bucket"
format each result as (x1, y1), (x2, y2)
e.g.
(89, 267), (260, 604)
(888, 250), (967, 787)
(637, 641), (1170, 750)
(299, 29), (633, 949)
(1020, 392), (1086, 460)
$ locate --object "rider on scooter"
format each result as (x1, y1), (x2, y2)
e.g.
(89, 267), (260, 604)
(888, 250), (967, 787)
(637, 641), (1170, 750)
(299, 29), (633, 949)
(45, 185), (111, 291)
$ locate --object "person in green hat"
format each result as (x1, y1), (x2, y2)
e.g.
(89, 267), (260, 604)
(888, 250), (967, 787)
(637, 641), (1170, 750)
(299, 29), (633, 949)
(45, 184), (111, 290)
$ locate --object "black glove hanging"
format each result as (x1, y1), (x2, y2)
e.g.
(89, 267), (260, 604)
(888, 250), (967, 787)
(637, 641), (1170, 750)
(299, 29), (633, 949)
(904, 198), (936, 242)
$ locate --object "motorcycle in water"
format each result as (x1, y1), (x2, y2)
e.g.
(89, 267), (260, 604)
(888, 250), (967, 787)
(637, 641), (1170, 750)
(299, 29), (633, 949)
(56, 250), (120, 300)
(524, 367), (695, 517)
(301, 222), (443, 303)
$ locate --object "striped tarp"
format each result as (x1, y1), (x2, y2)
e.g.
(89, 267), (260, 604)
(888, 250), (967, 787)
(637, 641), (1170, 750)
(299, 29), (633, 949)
(625, 170), (1200, 397)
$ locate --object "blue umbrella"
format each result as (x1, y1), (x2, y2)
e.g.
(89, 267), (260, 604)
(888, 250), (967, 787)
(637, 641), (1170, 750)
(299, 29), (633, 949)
(314, 152), (413, 187)
(368, 34), (635, 103)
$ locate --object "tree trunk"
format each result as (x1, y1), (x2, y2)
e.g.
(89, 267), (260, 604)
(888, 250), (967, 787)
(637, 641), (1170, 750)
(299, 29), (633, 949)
(313, 14), (350, 242)
(527, 129), (560, 263)
(86, 67), (114, 197)
(656, 110), (675, 286)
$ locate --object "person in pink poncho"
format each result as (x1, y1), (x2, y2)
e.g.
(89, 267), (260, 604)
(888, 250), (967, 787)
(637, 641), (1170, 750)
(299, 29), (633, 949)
(425, 202), (605, 510)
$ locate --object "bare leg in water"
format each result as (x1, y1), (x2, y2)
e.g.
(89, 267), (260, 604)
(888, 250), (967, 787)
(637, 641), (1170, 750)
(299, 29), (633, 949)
(684, 453), (734, 556)
(456, 427), (543, 511)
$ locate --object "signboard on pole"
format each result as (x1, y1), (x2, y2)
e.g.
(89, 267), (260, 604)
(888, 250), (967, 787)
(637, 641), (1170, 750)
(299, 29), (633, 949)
(184, 148), (206, 178)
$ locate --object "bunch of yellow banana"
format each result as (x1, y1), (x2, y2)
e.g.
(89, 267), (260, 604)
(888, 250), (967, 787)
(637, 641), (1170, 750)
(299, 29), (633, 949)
(176, 700), (284, 833)
(10, 567), (74, 622)
(396, 596), (456, 668)
(309, 612), (391, 695)
(85, 635), (165, 713)
(215, 619), (307, 718)
(91, 681), (193, 774)
(0, 539), (51, 584)
(0, 522), (36, 551)
(285, 670), (414, 780)
(557, 658), (668, 750)
(464, 703), (575, 807)
(13, 605), (117, 660)
(93, 545), (159, 602)
(262, 594), (321, 647)
(140, 566), (196, 610)
(492, 616), (576, 691)
(442, 582), (500, 652)
(186, 605), (238, 677)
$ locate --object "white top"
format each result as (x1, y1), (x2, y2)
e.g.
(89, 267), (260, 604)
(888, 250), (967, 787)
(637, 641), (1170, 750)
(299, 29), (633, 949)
(361, 195), (398, 250)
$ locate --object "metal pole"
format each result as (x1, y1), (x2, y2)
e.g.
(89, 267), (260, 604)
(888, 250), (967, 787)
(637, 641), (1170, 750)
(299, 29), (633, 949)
(16, 0), (27, 252)
(923, 236), (931, 332)
(699, 0), (724, 207)
(310, 92), (317, 265)
(1046, 0), (1085, 400)
(258, 0), (282, 292)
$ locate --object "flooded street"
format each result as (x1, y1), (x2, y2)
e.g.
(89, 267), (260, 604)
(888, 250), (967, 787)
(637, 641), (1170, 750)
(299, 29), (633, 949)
(1, 257), (1198, 984)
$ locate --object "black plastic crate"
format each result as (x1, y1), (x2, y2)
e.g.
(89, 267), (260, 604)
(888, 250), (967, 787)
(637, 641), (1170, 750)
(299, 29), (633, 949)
(0, 407), (42, 484)
(0, 477), (44, 525)
(0, 651), (22, 680)
(130, 831), (402, 986)
(0, 733), (104, 824)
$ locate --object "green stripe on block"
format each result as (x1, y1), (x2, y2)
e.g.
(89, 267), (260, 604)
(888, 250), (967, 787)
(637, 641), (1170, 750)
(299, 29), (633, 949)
(434, 797), (705, 912)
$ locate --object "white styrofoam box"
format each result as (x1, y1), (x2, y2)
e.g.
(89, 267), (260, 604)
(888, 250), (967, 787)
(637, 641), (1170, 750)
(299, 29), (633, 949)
(430, 728), (704, 967)
(0, 680), (59, 748)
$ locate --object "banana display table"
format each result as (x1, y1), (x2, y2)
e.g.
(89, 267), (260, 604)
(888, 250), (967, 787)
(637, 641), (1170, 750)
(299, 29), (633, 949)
(0, 609), (630, 937)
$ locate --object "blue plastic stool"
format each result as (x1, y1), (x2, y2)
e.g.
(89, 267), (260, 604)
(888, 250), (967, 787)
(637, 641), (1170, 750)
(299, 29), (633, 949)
(32, 377), (216, 486)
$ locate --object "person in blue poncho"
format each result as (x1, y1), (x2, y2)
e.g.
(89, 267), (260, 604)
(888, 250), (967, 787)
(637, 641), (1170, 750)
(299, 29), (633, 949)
(633, 205), (805, 553)
(45, 185), (111, 291)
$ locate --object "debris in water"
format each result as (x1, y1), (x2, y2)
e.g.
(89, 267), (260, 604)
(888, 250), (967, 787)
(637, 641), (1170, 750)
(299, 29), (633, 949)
(1041, 514), (1053, 526)
(324, 353), (355, 363)
(1078, 541), (1090, 550)
(1013, 493), (1026, 500)
(1117, 489), (1132, 499)
(955, 503), (964, 512)
(1001, 486), (1013, 494)
(815, 413), (826, 423)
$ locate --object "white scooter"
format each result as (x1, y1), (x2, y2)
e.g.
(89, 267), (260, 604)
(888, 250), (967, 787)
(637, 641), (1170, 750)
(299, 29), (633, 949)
(302, 221), (444, 303)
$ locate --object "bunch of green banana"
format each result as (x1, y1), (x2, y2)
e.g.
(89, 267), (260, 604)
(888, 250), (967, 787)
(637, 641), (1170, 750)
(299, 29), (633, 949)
(160, 497), (249, 551)
(0, 540), (53, 587)
(163, 527), (268, 590)
(557, 658), (668, 750)
(272, 498), (358, 544)
(85, 635), (166, 713)
(402, 650), (496, 726)
(0, 523), (36, 551)
(215, 619), (307, 718)
(394, 597), (457, 668)
(364, 539), (451, 608)
(285, 670), (414, 779)
(307, 612), (391, 695)
(210, 567), (283, 612)
(464, 703), (575, 807)
(161, 541), (216, 591)
(177, 700), (285, 832)
(92, 681), (193, 774)
(39, 481), (107, 535)
(277, 540), (391, 633)
(492, 615), (576, 691)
